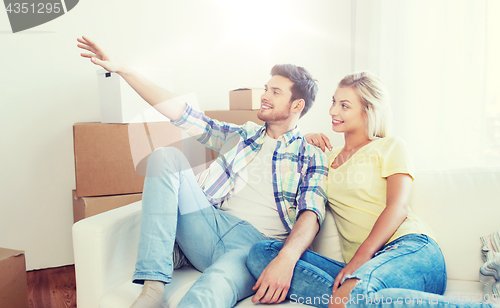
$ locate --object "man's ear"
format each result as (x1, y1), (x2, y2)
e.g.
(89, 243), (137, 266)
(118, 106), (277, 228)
(291, 99), (305, 115)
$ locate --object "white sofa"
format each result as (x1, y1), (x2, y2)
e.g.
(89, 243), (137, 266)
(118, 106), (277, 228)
(73, 167), (500, 307)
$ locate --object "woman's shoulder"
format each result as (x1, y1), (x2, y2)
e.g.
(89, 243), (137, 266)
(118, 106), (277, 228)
(378, 135), (405, 144)
(376, 136), (413, 167)
(366, 136), (412, 164)
(375, 135), (409, 150)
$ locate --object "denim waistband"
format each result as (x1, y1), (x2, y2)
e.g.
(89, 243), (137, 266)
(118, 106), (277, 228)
(384, 233), (438, 250)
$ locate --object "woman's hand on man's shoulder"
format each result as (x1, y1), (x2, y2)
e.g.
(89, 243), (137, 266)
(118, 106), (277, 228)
(304, 133), (333, 152)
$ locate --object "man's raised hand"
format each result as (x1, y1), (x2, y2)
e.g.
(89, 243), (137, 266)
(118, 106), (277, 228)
(77, 36), (123, 73)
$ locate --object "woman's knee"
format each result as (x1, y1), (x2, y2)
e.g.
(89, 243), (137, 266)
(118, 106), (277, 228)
(246, 240), (283, 279)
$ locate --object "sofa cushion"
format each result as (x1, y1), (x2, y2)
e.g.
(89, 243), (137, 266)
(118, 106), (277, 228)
(311, 205), (344, 263)
(99, 267), (304, 308)
(99, 266), (489, 308)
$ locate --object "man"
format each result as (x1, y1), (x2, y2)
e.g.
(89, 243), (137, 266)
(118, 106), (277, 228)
(77, 36), (328, 308)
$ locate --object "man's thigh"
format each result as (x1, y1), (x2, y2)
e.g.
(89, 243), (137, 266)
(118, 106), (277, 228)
(175, 205), (266, 272)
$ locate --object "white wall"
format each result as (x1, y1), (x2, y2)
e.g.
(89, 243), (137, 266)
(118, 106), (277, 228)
(351, 0), (499, 169)
(0, 0), (352, 270)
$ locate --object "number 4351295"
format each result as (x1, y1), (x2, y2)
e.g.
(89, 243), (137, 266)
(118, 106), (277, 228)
(5, 3), (62, 14)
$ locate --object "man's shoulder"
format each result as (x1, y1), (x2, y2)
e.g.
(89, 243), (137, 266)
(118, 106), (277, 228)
(292, 136), (328, 163)
(234, 121), (264, 141)
(240, 120), (263, 132)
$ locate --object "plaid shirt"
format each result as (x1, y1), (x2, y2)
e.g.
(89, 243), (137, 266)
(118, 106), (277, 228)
(172, 105), (328, 232)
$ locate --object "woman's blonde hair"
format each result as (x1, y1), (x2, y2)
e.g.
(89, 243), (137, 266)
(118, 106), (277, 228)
(338, 71), (391, 139)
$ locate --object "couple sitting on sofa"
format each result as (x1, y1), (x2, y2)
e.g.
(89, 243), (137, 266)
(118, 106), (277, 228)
(77, 36), (497, 308)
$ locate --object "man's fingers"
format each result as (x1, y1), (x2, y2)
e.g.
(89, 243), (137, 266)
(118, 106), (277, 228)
(80, 53), (95, 59)
(81, 36), (96, 47)
(251, 286), (264, 302)
(261, 285), (277, 303)
(252, 273), (263, 291)
(251, 273), (265, 302)
(79, 36), (105, 56)
(77, 37), (94, 50)
(258, 278), (279, 303)
(277, 286), (289, 303)
(76, 37), (87, 45)
(77, 43), (94, 53)
(269, 286), (282, 303)
(252, 284), (269, 303)
(275, 286), (289, 303)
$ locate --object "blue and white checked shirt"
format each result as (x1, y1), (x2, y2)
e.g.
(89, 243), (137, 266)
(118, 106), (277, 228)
(172, 105), (328, 232)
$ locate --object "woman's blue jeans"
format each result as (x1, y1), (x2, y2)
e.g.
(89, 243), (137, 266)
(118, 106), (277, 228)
(247, 234), (495, 307)
(132, 147), (268, 308)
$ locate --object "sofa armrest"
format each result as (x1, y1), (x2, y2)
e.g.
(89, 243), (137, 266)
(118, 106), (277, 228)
(72, 201), (142, 308)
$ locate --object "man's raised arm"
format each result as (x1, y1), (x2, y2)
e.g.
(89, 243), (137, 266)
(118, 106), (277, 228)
(77, 36), (186, 121)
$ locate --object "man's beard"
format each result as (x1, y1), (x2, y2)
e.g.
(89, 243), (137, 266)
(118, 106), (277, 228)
(257, 104), (292, 123)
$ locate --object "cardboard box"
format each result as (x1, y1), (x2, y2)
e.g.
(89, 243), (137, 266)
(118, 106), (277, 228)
(0, 248), (28, 308)
(203, 110), (265, 167)
(72, 190), (142, 223)
(229, 88), (264, 110)
(229, 88), (265, 110)
(73, 122), (182, 197)
(204, 110), (264, 126)
(97, 67), (174, 123)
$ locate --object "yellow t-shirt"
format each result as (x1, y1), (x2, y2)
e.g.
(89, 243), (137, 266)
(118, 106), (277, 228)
(327, 136), (436, 263)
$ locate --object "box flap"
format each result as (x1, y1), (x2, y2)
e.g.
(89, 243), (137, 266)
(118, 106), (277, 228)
(0, 248), (24, 261)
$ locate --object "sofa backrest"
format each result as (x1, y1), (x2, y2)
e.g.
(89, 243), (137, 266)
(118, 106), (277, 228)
(410, 167), (500, 281)
(312, 167), (500, 282)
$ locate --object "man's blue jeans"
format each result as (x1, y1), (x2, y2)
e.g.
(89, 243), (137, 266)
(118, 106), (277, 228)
(132, 147), (268, 307)
(247, 234), (496, 307)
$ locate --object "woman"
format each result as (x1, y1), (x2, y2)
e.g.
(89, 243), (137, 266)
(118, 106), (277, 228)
(246, 71), (497, 308)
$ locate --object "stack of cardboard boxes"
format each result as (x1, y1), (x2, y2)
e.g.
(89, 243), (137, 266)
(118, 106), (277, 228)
(72, 69), (183, 222)
(204, 88), (265, 163)
(72, 122), (183, 222)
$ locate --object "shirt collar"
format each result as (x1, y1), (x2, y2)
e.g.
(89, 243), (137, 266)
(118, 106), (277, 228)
(259, 123), (302, 147)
